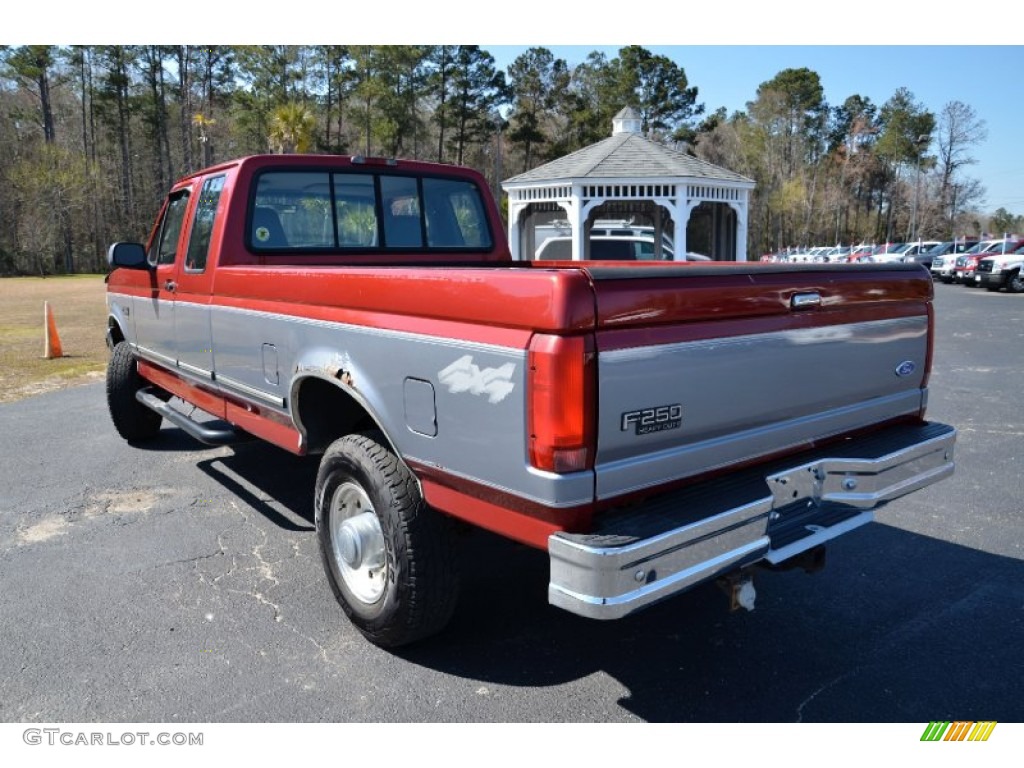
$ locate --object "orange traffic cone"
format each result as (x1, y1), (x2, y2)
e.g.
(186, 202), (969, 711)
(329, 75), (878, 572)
(44, 301), (63, 359)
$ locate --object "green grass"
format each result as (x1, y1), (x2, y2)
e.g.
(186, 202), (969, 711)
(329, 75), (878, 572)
(0, 275), (110, 403)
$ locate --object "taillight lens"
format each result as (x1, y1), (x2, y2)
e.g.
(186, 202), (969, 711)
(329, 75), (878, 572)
(527, 333), (596, 473)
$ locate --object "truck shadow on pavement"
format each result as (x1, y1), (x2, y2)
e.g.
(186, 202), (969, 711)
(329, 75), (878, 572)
(404, 524), (1024, 723)
(194, 441), (318, 532)
(125, 427), (219, 453)
(141, 433), (1023, 723)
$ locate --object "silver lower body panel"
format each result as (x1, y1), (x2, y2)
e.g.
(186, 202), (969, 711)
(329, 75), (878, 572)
(548, 421), (956, 619)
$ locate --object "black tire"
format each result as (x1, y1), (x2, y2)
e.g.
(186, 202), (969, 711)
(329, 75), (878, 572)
(106, 341), (163, 442)
(315, 433), (459, 647)
(1007, 269), (1024, 294)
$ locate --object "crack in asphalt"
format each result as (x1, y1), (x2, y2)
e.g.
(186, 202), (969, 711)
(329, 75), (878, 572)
(795, 667), (863, 723)
(134, 550), (225, 572)
(193, 500), (337, 668)
(793, 580), (1012, 722)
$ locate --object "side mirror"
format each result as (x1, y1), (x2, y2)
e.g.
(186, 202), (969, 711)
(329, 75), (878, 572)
(107, 242), (149, 270)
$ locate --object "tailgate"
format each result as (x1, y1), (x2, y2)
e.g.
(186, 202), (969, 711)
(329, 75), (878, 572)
(586, 263), (933, 501)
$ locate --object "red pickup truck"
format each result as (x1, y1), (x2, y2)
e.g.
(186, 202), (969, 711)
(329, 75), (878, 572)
(105, 154), (956, 647)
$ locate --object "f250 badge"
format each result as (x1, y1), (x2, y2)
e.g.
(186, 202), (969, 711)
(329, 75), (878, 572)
(621, 404), (683, 435)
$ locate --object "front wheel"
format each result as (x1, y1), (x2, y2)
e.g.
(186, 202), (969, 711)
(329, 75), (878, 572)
(106, 341), (162, 442)
(315, 433), (460, 647)
(1007, 269), (1024, 294)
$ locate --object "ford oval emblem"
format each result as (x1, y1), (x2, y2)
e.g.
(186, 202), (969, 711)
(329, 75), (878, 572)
(895, 360), (917, 377)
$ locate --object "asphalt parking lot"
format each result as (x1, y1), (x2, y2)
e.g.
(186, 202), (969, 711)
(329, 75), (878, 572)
(0, 282), (1021, 724)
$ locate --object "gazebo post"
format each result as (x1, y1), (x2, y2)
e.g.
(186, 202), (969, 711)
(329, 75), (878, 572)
(670, 199), (694, 261)
(507, 200), (526, 260)
(730, 203), (749, 262)
(578, 194), (601, 261)
(557, 195), (587, 262)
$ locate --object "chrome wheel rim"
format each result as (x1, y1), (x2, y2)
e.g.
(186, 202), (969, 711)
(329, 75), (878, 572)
(329, 482), (387, 604)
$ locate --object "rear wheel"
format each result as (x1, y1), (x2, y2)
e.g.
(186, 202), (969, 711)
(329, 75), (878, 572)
(315, 433), (459, 647)
(106, 341), (162, 442)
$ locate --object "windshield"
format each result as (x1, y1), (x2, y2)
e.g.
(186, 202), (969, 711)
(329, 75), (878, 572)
(981, 241), (1011, 253)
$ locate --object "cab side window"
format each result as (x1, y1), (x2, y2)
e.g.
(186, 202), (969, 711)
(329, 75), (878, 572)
(252, 172), (332, 249)
(185, 176), (225, 272)
(423, 178), (491, 248)
(150, 191), (191, 266)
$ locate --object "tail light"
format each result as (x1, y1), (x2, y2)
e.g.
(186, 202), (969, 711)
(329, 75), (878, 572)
(527, 333), (596, 473)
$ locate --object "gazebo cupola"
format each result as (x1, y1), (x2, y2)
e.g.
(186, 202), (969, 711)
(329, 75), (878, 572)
(612, 106), (642, 135)
(502, 108), (756, 262)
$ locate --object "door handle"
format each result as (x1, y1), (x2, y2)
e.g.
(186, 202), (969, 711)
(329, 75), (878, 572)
(164, 280), (177, 292)
(790, 292), (821, 309)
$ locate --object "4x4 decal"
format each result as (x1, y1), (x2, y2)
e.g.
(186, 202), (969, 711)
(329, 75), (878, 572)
(438, 355), (515, 404)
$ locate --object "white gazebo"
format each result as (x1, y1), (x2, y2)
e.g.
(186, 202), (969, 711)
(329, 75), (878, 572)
(502, 107), (756, 261)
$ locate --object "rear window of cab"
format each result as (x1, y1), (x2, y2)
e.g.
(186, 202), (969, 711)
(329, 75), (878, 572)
(248, 170), (492, 253)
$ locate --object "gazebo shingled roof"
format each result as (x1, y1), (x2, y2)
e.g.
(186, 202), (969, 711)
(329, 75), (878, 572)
(504, 131), (754, 186)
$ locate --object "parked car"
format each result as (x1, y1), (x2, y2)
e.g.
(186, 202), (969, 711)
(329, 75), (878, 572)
(922, 240), (979, 274)
(815, 246), (850, 262)
(893, 241), (941, 266)
(537, 235), (678, 261)
(534, 220), (677, 260)
(867, 243), (906, 263)
(872, 243), (937, 264)
(956, 239), (1018, 285)
(935, 240), (998, 284)
(846, 244), (876, 262)
(975, 240), (1024, 292)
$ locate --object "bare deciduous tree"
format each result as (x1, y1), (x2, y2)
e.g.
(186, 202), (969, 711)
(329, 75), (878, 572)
(936, 101), (987, 237)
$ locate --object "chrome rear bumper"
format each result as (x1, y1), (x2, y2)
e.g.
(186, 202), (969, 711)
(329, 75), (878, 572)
(548, 421), (956, 619)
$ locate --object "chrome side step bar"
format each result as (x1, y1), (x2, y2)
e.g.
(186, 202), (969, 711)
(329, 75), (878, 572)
(136, 388), (248, 446)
